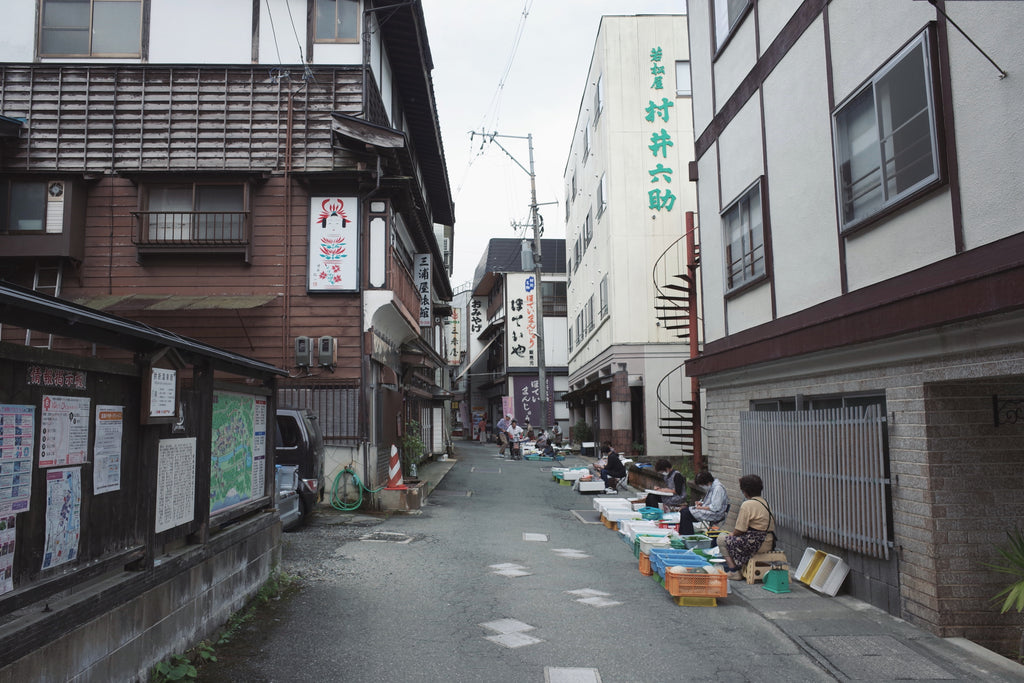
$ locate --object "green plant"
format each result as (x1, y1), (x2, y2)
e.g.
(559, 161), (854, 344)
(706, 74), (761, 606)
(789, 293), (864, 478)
(400, 420), (426, 469)
(631, 441), (645, 455)
(152, 653), (197, 682)
(987, 528), (1024, 614)
(572, 419), (593, 444)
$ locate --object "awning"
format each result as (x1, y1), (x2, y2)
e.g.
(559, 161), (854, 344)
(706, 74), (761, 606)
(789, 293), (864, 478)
(0, 115), (23, 138)
(74, 294), (278, 312)
(331, 112), (406, 150)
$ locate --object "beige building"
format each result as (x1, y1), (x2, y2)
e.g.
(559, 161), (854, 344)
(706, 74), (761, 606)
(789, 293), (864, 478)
(563, 14), (697, 458)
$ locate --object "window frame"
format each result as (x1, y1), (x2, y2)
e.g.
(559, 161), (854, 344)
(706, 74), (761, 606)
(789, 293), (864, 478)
(1, 180), (51, 234)
(597, 173), (607, 217)
(39, 0), (143, 59)
(832, 29), (942, 233)
(599, 274), (608, 318)
(583, 210), (593, 249)
(313, 0), (361, 44)
(722, 177), (767, 294)
(135, 180), (251, 254)
(712, 0), (752, 55)
(594, 74), (604, 120)
(675, 60), (691, 97)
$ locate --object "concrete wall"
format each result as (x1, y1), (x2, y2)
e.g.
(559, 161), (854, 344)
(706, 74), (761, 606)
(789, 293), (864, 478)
(0, 514), (281, 681)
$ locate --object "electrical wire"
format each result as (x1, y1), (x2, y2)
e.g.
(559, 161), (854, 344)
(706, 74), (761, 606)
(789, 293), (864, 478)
(330, 466), (383, 511)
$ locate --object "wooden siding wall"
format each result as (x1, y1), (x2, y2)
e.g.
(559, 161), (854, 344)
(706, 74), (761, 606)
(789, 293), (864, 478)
(0, 65), (380, 173)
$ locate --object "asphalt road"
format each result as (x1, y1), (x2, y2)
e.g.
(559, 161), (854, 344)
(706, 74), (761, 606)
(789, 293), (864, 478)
(196, 440), (841, 682)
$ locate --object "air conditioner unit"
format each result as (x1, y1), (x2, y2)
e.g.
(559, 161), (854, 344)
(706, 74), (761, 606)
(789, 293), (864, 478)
(318, 336), (337, 367)
(294, 336), (312, 367)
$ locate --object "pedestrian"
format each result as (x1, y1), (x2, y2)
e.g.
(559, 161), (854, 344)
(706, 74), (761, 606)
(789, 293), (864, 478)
(478, 416), (487, 442)
(507, 419), (524, 459)
(678, 471), (730, 535)
(551, 423), (562, 445)
(495, 414), (510, 455)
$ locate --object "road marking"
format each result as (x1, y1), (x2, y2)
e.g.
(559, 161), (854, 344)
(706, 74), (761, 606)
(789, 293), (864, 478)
(485, 631), (544, 648)
(545, 667), (602, 683)
(480, 618), (534, 634)
(565, 588), (610, 597)
(575, 596), (622, 607)
(566, 588), (621, 607)
(489, 563), (532, 577)
(552, 548), (590, 559)
(471, 466), (502, 473)
(522, 532), (548, 542)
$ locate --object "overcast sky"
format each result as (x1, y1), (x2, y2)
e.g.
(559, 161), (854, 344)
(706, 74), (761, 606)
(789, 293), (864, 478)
(421, 0), (688, 288)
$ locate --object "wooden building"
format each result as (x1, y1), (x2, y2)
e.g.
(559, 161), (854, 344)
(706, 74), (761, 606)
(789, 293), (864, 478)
(0, 0), (456, 499)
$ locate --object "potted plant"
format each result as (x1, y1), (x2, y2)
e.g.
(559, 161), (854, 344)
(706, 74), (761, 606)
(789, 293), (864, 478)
(400, 420), (426, 480)
(571, 419), (593, 446)
(631, 441), (645, 456)
(988, 527), (1024, 615)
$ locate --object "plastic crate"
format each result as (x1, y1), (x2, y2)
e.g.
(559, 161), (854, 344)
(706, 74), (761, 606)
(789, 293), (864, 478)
(649, 549), (709, 578)
(639, 552), (652, 576)
(682, 535), (713, 550)
(809, 554), (849, 596)
(672, 596), (718, 607)
(795, 547), (827, 584)
(664, 567), (729, 598)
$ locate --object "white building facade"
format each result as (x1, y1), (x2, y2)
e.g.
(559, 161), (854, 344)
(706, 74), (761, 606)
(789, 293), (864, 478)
(687, 0), (1024, 657)
(563, 14), (697, 458)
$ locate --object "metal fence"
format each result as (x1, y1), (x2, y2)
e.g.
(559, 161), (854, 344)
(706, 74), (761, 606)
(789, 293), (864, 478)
(740, 405), (891, 559)
(278, 383), (363, 443)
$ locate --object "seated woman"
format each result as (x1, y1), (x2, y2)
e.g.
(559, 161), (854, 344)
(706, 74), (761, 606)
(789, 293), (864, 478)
(718, 474), (776, 580)
(678, 471), (730, 535)
(599, 449), (627, 486)
(642, 458), (687, 509)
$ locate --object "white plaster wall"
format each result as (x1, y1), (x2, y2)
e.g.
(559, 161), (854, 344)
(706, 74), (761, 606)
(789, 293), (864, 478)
(696, 149), (727, 342)
(687, 0), (715, 136)
(712, 9), (757, 114)
(151, 0), (251, 63)
(762, 17), (842, 316)
(725, 279), (773, 332)
(312, 42), (364, 66)
(756, 0), (805, 57)
(827, 0), (934, 105)
(844, 190), (955, 292)
(0, 0), (36, 63)
(544, 312), (569, 367)
(946, 3), (1024, 250)
(716, 96), (762, 207)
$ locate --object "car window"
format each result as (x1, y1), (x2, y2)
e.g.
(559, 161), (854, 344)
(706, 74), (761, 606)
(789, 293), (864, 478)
(277, 415), (302, 448)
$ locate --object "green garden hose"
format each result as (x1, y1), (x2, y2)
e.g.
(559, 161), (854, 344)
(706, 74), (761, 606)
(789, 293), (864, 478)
(330, 466), (383, 511)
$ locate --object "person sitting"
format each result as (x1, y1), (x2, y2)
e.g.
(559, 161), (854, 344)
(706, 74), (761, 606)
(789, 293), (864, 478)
(678, 471), (729, 535)
(642, 458), (687, 509)
(599, 449), (627, 488)
(551, 424), (563, 446)
(719, 474), (776, 580)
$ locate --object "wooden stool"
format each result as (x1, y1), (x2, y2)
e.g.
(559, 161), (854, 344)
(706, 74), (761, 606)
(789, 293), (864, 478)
(743, 551), (789, 584)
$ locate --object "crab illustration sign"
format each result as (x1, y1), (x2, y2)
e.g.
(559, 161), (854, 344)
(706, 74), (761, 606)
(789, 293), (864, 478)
(309, 196), (359, 292)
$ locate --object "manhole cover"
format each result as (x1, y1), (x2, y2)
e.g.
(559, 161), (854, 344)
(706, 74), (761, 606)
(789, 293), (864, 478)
(359, 531), (413, 544)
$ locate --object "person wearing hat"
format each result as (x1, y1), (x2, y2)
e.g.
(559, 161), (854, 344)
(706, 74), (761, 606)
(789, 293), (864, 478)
(495, 414), (511, 455)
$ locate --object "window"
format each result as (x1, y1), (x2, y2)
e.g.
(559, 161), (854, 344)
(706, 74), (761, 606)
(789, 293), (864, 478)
(575, 311), (583, 344)
(597, 173), (607, 216)
(573, 236), (582, 270)
(1, 181), (48, 233)
(541, 281), (567, 317)
(585, 296), (594, 332)
(599, 275), (608, 318)
(713, 0), (750, 51)
(571, 171), (577, 199)
(314, 0), (360, 42)
(566, 257), (572, 285)
(139, 183), (248, 245)
(583, 125), (591, 162)
(834, 31), (940, 230)
(723, 180), (765, 291)
(675, 61), (691, 97)
(583, 211), (592, 249)
(594, 74), (604, 119)
(40, 0), (142, 57)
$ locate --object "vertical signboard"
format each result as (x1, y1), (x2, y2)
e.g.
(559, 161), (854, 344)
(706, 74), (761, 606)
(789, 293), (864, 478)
(512, 375), (555, 429)
(445, 307), (462, 365)
(309, 196), (359, 292)
(506, 273), (538, 368)
(415, 253), (432, 327)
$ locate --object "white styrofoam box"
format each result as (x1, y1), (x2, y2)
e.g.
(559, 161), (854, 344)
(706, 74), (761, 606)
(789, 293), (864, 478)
(661, 512), (681, 524)
(605, 508), (643, 522)
(810, 554), (850, 596)
(795, 547), (825, 585)
(578, 480), (606, 493)
(639, 536), (672, 555)
(620, 520), (661, 540)
(594, 497), (633, 513)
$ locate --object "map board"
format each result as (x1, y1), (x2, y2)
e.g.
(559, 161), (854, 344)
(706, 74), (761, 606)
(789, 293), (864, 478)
(209, 392), (267, 514)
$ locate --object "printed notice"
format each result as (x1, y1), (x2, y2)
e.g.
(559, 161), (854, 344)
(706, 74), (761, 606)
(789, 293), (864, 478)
(0, 515), (15, 595)
(39, 395), (90, 468)
(155, 437), (196, 533)
(0, 404), (34, 514)
(252, 398), (267, 499)
(42, 468), (81, 570)
(149, 368), (177, 418)
(93, 405), (124, 494)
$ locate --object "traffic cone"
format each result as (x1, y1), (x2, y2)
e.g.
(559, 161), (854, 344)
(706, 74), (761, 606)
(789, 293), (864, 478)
(385, 444), (407, 490)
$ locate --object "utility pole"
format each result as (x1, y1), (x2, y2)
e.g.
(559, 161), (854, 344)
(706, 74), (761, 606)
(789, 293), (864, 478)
(473, 130), (549, 432)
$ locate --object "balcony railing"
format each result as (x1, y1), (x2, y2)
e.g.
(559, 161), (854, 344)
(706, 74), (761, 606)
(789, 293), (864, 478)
(132, 211), (251, 259)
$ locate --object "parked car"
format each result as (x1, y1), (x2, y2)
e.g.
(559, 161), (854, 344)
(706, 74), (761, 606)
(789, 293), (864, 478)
(275, 464), (303, 531)
(275, 407), (326, 526)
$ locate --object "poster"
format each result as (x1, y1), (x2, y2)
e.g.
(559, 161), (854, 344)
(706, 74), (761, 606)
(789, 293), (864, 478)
(0, 404), (34, 514)
(39, 395), (90, 467)
(505, 272), (538, 368)
(93, 405), (124, 494)
(155, 438), (196, 533)
(0, 514), (15, 595)
(512, 375), (555, 430)
(210, 392), (264, 513)
(149, 368), (177, 418)
(308, 196), (359, 292)
(42, 467), (81, 570)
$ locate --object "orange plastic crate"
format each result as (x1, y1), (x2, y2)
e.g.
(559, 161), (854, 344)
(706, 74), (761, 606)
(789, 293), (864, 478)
(664, 568), (728, 598)
(639, 552), (653, 576)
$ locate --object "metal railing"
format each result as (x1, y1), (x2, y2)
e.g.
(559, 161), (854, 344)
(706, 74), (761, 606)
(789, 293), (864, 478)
(133, 211), (249, 246)
(278, 383), (364, 444)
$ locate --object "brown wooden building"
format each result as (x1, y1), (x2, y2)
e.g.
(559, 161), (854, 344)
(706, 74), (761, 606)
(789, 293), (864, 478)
(0, 0), (456, 499)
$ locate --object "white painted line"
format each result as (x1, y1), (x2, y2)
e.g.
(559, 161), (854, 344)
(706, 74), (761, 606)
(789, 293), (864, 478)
(575, 596), (622, 608)
(485, 632), (544, 648)
(480, 618), (535, 634)
(493, 568), (532, 577)
(552, 548), (590, 558)
(522, 532), (548, 542)
(545, 667), (602, 683)
(565, 588), (610, 597)
(489, 563), (525, 570)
